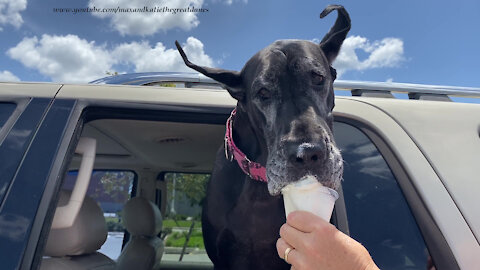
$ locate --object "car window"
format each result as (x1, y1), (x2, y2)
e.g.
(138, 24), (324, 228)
(160, 172), (212, 264)
(334, 122), (434, 270)
(63, 170), (136, 260)
(0, 102), (16, 130)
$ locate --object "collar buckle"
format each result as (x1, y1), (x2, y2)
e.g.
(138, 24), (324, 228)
(224, 138), (233, 161)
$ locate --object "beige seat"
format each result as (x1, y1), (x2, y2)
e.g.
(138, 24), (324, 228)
(40, 190), (115, 270)
(116, 197), (164, 270)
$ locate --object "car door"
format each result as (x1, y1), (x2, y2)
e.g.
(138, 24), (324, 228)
(7, 82), (234, 270)
(331, 97), (463, 270)
(0, 83), (82, 269)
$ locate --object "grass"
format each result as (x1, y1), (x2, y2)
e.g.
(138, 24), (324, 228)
(105, 216), (120, 223)
(161, 219), (204, 248)
(163, 219), (202, 229)
(103, 216), (205, 248)
(165, 231), (205, 248)
(103, 218), (202, 230)
(105, 216), (124, 232)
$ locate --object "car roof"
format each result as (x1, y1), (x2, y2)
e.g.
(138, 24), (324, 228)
(0, 81), (62, 98)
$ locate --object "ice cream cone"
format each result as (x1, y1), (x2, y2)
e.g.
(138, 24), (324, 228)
(281, 176), (339, 221)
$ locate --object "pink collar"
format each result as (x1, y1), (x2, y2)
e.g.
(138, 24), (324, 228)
(224, 108), (268, 183)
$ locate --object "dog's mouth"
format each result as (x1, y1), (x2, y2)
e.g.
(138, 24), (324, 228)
(297, 174), (338, 189)
(265, 143), (344, 196)
(268, 171), (341, 196)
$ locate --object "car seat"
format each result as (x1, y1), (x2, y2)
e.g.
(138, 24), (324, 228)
(116, 197), (164, 270)
(40, 190), (115, 270)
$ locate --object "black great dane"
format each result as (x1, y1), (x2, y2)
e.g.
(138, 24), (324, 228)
(175, 5), (350, 270)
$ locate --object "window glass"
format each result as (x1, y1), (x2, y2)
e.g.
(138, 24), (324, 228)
(0, 102), (16, 130)
(161, 172), (211, 264)
(63, 170), (135, 260)
(334, 122), (433, 270)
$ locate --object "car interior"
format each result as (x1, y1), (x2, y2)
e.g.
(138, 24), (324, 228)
(41, 116), (226, 270)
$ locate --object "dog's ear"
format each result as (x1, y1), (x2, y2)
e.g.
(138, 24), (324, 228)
(175, 41), (245, 101)
(319, 5), (351, 64)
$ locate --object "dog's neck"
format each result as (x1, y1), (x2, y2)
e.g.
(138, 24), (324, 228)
(232, 108), (277, 200)
(231, 108), (268, 167)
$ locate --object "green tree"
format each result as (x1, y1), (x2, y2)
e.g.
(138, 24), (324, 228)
(91, 171), (133, 203)
(166, 173), (210, 207)
(105, 71), (119, 76)
(159, 82), (176, 87)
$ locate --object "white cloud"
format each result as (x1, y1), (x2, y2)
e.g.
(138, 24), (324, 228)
(333, 35), (405, 78)
(113, 37), (213, 72)
(0, 70), (20, 82)
(7, 35), (114, 83)
(88, 0), (204, 36)
(7, 34), (213, 83)
(0, 0), (27, 30)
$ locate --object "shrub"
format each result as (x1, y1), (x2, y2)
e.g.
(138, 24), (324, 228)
(106, 220), (124, 232)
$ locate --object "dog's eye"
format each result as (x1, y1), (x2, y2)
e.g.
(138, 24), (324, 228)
(257, 88), (272, 101)
(311, 72), (324, 85)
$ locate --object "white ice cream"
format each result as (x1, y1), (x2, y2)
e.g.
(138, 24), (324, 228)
(281, 176), (339, 221)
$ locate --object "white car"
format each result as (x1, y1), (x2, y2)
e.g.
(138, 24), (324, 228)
(0, 73), (478, 270)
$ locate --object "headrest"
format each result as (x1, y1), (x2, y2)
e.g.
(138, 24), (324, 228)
(122, 197), (162, 236)
(44, 190), (107, 257)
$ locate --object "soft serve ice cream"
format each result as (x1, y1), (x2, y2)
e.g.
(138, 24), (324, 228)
(281, 176), (339, 221)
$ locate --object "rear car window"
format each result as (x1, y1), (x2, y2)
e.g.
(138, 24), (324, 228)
(0, 102), (16, 131)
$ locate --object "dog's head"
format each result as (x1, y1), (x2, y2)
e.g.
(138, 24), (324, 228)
(176, 5), (350, 195)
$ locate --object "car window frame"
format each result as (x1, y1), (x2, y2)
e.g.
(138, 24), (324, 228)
(25, 99), (232, 269)
(332, 116), (460, 270)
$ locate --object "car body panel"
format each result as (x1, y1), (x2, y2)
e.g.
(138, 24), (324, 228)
(335, 97), (480, 269)
(361, 98), (480, 241)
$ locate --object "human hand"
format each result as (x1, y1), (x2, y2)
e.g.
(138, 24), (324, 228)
(276, 210), (379, 270)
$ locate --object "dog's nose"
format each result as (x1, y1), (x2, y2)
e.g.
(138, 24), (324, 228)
(287, 142), (327, 166)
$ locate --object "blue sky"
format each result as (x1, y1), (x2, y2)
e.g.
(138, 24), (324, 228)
(0, 0), (479, 91)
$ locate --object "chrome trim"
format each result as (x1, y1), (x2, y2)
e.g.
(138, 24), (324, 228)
(90, 72), (480, 98)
